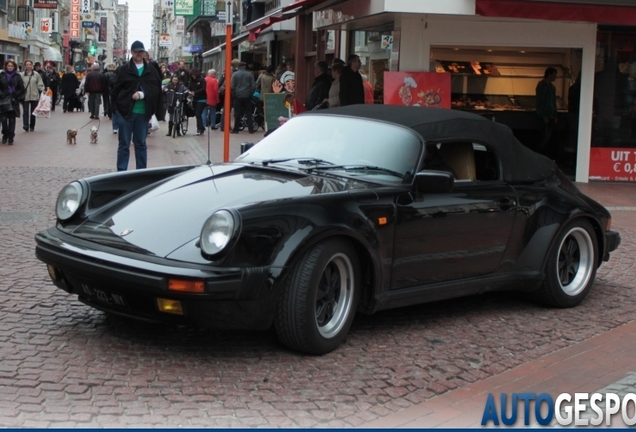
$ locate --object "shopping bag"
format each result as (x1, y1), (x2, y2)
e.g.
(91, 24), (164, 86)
(33, 90), (52, 118)
(149, 114), (160, 131)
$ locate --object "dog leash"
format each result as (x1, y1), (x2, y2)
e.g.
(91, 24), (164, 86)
(78, 117), (100, 131)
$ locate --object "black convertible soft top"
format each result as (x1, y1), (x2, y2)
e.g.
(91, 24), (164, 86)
(311, 105), (556, 183)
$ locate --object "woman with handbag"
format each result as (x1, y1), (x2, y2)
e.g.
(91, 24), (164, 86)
(0, 59), (26, 145)
(20, 60), (45, 132)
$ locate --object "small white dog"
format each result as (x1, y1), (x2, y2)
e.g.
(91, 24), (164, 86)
(90, 126), (98, 144)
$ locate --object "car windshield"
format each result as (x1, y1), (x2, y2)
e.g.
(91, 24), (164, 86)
(235, 115), (422, 183)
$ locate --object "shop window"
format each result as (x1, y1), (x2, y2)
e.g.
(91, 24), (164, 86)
(592, 28), (636, 149)
(351, 30), (393, 104)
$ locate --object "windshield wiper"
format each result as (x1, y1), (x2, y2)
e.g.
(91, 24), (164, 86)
(259, 158), (334, 167)
(308, 165), (405, 179)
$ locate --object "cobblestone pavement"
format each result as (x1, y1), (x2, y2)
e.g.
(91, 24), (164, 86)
(0, 111), (635, 427)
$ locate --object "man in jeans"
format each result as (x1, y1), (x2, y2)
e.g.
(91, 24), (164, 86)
(110, 41), (162, 171)
(230, 62), (255, 134)
(19, 60), (45, 132)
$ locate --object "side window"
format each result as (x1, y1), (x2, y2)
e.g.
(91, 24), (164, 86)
(473, 143), (500, 181)
(426, 141), (500, 182)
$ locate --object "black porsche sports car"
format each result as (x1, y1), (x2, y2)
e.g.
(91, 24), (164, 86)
(36, 105), (620, 355)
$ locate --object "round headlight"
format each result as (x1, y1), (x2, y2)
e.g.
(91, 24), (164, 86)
(56, 182), (84, 221)
(200, 210), (236, 256)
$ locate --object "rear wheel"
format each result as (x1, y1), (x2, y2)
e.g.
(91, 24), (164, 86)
(275, 239), (360, 355)
(179, 115), (189, 135)
(536, 219), (598, 307)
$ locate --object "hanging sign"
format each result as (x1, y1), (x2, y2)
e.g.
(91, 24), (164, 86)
(70, 0), (81, 38)
(81, 0), (90, 14)
(40, 18), (51, 33)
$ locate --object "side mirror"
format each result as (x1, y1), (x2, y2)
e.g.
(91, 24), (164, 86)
(414, 171), (454, 194)
(240, 142), (255, 154)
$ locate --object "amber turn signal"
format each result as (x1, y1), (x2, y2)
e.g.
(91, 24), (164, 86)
(377, 217), (388, 226)
(156, 298), (184, 315)
(168, 279), (205, 293)
(47, 264), (60, 281)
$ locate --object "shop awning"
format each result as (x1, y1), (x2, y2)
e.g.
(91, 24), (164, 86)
(476, 0), (636, 25)
(43, 46), (63, 62)
(248, 0), (329, 43)
(202, 33), (249, 58)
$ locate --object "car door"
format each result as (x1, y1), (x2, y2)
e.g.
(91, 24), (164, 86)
(390, 142), (517, 289)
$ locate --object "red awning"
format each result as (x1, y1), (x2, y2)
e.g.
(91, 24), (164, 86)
(476, 0), (636, 26)
(248, 0), (329, 43)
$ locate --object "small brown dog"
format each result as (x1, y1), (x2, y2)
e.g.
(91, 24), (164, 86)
(90, 126), (98, 144)
(67, 129), (78, 145)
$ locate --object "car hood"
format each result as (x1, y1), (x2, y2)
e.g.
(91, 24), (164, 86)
(69, 164), (373, 258)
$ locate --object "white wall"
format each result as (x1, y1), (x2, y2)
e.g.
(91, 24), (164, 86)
(396, 15), (597, 182)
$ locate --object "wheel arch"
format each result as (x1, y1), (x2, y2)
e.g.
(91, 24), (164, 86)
(273, 231), (380, 315)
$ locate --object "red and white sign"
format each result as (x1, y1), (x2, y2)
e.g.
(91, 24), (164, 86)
(589, 147), (636, 182)
(384, 72), (451, 109)
(41, 18), (51, 33)
(70, 0), (80, 38)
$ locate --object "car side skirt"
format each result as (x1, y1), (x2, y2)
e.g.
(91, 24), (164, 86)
(372, 272), (543, 312)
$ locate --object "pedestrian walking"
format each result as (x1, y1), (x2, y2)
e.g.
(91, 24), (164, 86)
(84, 63), (105, 119)
(188, 68), (207, 135)
(163, 75), (188, 137)
(111, 40), (162, 171)
(0, 59), (26, 145)
(230, 62), (256, 134)
(203, 69), (220, 129)
(60, 65), (80, 113)
(20, 60), (45, 132)
(103, 63), (118, 122)
(45, 64), (61, 111)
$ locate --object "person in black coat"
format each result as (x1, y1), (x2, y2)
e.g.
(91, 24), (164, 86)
(60, 65), (80, 113)
(339, 54), (365, 106)
(305, 61), (332, 110)
(111, 40), (162, 171)
(0, 59), (26, 145)
(187, 68), (207, 135)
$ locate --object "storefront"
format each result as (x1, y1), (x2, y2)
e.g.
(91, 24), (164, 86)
(306, 0), (617, 183)
(0, 41), (22, 65)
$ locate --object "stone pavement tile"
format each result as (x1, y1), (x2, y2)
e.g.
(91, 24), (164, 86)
(364, 320), (636, 428)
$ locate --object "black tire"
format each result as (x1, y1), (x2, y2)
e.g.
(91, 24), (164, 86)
(180, 116), (188, 135)
(275, 239), (360, 355)
(254, 114), (264, 130)
(536, 219), (598, 308)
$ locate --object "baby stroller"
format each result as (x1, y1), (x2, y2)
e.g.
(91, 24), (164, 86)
(68, 88), (85, 112)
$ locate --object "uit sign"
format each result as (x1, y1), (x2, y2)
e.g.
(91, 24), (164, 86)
(175, 0), (193, 15)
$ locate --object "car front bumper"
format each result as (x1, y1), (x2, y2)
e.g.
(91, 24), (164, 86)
(35, 228), (278, 330)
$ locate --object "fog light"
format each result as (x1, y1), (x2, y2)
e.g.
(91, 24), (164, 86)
(156, 298), (184, 315)
(47, 265), (60, 281)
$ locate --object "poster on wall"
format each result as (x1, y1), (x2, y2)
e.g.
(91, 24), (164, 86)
(383, 72), (451, 108)
(589, 147), (636, 182)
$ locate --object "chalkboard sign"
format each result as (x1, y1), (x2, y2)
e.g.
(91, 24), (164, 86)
(264, 93), (291, 132)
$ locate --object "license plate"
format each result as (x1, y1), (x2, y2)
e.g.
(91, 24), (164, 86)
(79, 283), (127, 308)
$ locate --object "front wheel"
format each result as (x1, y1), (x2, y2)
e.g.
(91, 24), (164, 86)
(275, 239), (360, 355)
(536, 219), (598, 308)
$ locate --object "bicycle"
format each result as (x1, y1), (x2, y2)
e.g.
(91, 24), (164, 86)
(169, 91), (189, 138)
(238, 98), (264, 132)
